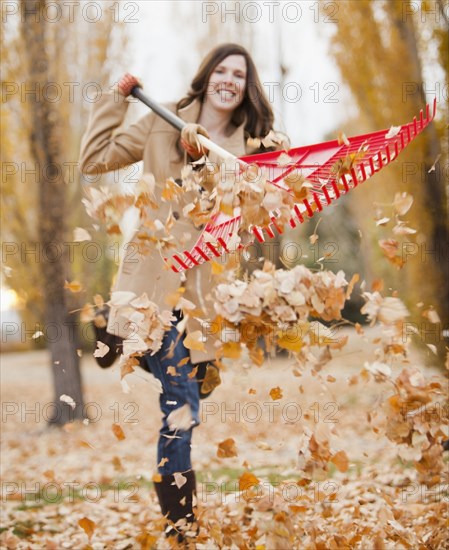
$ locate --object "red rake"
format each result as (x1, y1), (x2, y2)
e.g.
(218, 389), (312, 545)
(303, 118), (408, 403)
(130, 88), (436, 273)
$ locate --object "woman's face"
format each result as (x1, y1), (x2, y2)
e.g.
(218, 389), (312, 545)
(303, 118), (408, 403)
(205, 54), (247, 112)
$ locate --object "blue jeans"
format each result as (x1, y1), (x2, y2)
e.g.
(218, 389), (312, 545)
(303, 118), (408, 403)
(141, 322), (200, 475)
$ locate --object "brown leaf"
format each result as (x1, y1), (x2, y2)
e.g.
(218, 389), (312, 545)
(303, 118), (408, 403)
(201, 365), (221, 394)
(331, 450), (349, 472)
(217, 438), (238, 458)
(64, 280), (83, 293)
(78, 517), (96, 541)
(269, 386), (283, 400)
(239, 471), (260, 491)
(112, 423), (126, 441)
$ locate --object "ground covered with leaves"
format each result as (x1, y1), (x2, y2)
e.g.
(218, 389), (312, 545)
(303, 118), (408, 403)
(1, 333), (447, 549)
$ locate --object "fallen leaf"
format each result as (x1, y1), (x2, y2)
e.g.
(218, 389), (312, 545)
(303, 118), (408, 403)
(78, 517), (96, 541)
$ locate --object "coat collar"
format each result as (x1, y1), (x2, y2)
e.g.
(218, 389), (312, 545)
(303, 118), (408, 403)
(178, 99), (246, 158)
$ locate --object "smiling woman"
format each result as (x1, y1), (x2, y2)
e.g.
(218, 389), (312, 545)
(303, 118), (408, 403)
(79, 42), (278, 543)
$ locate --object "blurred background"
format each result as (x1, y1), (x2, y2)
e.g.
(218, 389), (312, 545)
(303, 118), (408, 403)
(1, 0), (448, 423)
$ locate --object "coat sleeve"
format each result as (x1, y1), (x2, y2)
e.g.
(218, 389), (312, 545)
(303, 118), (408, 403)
(79, 88), (155, 175)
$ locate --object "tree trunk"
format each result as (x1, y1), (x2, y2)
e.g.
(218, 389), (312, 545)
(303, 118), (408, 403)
(22, 0), (86, 424)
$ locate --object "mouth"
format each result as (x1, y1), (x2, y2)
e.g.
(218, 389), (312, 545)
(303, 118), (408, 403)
(217, 88), (237, 101)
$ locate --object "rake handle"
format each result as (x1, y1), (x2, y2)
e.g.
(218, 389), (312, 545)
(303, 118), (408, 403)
(130, 86), (237, 161)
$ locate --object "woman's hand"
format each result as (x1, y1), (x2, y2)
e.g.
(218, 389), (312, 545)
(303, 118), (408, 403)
(181, 123), (210, 160)
(117, 73), (142, 97)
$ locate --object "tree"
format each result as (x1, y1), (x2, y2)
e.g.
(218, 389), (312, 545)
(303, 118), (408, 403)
(324, 0), (448, 352)
(1, 0), (126, 423)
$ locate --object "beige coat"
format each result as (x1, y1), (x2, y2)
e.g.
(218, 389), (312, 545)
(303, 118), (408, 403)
(79, 90), (249, 363)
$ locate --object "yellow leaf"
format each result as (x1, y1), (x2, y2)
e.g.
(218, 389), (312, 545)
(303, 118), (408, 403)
(277, 332), (303, 352)
(79, 440), (95, 449)
(187, 365), (198, 379)
(78, 517), (96, 541)
(161, 178), (184, 201)
(201, 365), (221, 394)
(217, 438), (238, 458)
(64, 280), (83, 293)
(112, 423), (126, 441)
(269, 386), (283, 400)
(183, 330), (206, 351)
(221, 341), (242, 359)
(211, 261), (225, 275)
(166, 366), (180, 377)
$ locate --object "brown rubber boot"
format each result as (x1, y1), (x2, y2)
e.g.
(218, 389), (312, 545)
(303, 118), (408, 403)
(153, 470), (198, 544)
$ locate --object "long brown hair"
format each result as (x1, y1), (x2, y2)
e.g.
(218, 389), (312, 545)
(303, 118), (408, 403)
(177, 43), (274, 140)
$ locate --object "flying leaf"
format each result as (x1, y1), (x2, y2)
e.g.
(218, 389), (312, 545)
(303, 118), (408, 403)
(331, 450), (349, 472)
(93, 341), (110, 358)
(239, 471), (260, 491)
(173, 472), (187, 488)
(269, 386), (283, 400)
(183, 330), (206, 351)
(112, 423), (126, 441)
(201, 365), (222, 394)
(385, 125), (401, 139)
(73, 227), (92, 242)
(393, 192), (413, 215)
(60, 394), (76, 409)
(217, 438), (238, 458)
(64, 280), (83, 293)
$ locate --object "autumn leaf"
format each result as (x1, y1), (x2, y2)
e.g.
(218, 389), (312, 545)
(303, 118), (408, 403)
(217, 438), (238, 458)
(269, 386), (283, 400)
(78, 517), (96, 541)
(331, 450), (349, 472)
(60, 394), (75, 409)
(166, 366), (180, 377)
(93, 341), (110, 358)
(201, 365), (222, 394)
(64, 280), (83, 293)
(161, 177), (184, 201)
(173, 472), (187, 488)
(183, 330), (206, 351)
(393, 192), (413, 215)
(73, 227), (91, 242)
(239, 471), (260, 492)
(112, 423), (126, 441)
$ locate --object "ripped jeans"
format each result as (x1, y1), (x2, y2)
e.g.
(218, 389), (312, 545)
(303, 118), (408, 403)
(141, 321), (201, 475)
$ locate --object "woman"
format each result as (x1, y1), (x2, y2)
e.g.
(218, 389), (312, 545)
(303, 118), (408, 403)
(79, 43), (276, 542)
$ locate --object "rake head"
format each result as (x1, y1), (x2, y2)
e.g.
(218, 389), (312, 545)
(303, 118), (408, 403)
(165, 99), (437, 273)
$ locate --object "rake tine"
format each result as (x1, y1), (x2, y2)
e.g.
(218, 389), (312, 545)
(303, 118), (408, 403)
(419, 109), (424, 129)
(377, 151), (383, 169)
(413, 116), (418, 135)
(341, 175), (350, 192)
(294, 203), (304, 223)
(425, 103), (430, 121)
(194, 245), (211, 262)
(322, 186), (332, 204)
(173, 254), (189, 270)
(406, 125), (412, 143)
(313, 192), (323, 211)
(331, 180), (340, 198)
(385, 144), (391, 163)
(184, 251), (200, 266)
(303, 199), (314, 217)
(205, 242), (221, 257)
(359, 163), (367, 182)
(350, 168), (359, 186)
